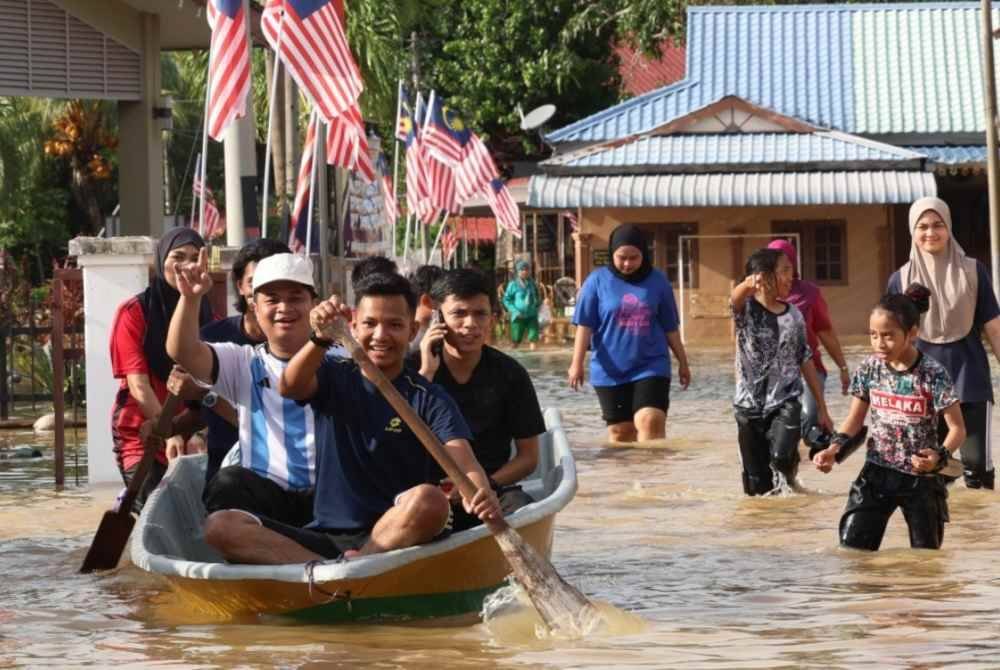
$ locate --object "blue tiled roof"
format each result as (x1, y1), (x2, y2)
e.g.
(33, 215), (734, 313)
(543, 132), (924, 172)
(912, 146), (988, 165)
(528, 171), (937, 208)
(548, 3), (993, 143)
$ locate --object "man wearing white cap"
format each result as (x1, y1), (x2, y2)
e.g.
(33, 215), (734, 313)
(167, 250), (325, 547)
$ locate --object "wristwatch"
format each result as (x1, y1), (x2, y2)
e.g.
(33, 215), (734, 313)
(310, 332), (335, 348)
(202, 391), (219, 409)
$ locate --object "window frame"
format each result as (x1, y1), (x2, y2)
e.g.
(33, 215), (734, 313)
(771, 219), (848, 287)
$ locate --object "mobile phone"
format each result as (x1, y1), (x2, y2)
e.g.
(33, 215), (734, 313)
(430, 309), (445, 356)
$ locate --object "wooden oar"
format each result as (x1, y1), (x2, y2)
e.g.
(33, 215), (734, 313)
(80, 394), (179, 573)
(327, 318), (600, 635)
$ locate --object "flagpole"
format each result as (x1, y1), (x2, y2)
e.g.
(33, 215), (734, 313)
(190, 153), (201, 229)
(261, 11), (286, 239)
(304, 111), (320, 255)
(427, 211), (449, 265)
(391, 80), (403, 258)
(402, 213), (413, 262)
(198, 67), (212, 237)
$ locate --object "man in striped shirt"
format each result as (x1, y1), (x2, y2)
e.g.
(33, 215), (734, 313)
(167, 252), (326, 556)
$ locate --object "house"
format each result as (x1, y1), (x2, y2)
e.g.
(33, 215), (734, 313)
(529, 3), (990, 341)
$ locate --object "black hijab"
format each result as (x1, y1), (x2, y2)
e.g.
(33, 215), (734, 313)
(608, 224), (653, 284)
(139, 227), (214, 382)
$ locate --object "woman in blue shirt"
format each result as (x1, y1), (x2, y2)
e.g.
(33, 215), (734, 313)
(568, 224), (691, 443)
(887, 197), (1000, 489)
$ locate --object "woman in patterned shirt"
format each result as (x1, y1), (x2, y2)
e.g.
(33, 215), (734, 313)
(813, 284), (966, 550)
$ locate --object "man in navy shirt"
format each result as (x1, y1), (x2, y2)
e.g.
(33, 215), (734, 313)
(238, 271), (501, 562)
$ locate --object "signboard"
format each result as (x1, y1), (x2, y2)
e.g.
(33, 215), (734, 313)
(592, 249), (609, 267)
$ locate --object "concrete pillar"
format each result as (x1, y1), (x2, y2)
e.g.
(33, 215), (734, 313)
(223, 0), (258, 245)
(573, 232), (593, 287)
(69, 237), (155, 485)
(117, 13), (163, 237)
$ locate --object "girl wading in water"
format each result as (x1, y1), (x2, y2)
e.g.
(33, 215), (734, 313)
(887, 197), (1000, 489)
(814, 285), (965, 550)
(568, 224), (691, 443)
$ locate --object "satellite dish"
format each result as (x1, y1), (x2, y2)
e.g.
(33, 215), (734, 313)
(519, 104), (557, 131)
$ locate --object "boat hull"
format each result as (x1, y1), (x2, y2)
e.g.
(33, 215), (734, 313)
(156, 516), (554, 622)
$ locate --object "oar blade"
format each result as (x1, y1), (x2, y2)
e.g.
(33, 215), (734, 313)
(494, 526), (601, 635)
(80, 510), (135, 574)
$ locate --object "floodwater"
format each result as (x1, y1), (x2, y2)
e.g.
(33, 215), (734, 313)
(3, 346), (1000, 668)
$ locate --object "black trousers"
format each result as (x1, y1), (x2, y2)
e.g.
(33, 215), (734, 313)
(937, 401), (994, 489)
(839, 461), (949, 551)
(734, 399), (802, 496)
(203, 465), (314, 528)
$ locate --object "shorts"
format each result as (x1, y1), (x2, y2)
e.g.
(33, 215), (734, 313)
(594, 376), (670, 425)
(734, 399), (802, 495)
(256, 515), (371, 560)
(839, 461), (949, 551)
(203, 466), (314, 528)
(450, 484), (535, 533)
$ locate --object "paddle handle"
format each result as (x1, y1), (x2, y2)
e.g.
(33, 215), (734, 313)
(332, 321), (507, 530)
(116, 393), (180, 516)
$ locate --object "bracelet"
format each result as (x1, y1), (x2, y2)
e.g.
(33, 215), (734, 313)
(310, 332), (335, 348)
(829, 432), (851, 449)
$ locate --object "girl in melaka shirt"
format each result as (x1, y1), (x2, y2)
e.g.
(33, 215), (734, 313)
(813, 284), (966, 551)
(109, 228), (215, 510)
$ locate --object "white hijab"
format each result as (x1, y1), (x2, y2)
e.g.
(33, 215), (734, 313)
(900, 197), (978, 344)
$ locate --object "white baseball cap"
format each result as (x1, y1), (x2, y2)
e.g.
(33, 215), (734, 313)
(251, 253), (316, 293)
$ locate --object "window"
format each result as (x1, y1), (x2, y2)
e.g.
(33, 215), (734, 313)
(772, 220), (848, 285)
(644, 223), (698, 288)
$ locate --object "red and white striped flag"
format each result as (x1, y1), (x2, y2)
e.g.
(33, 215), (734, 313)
(484, 178), (521, 238)
(288, 114), (318, 253)
(563, 210), (579, 232)
(192, 176), (226, 240)
(376, 153), (398, 228)
(206, 0), (252, 140)
(261, 0), (363, 125)
(425, 154), (460, 216)
(326, 104), (375, 181)
(454, 133), (499, 202)
(441, 225), (459, 262)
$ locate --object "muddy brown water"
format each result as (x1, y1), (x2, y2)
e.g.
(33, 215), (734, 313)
(2, 347), (1000, 668)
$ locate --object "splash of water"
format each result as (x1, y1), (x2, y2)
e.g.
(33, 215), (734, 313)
(481, 580), (647, 645)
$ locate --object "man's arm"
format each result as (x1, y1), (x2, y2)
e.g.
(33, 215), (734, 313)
(443, 438), (501, 523)
(166, 248), (216, 382)
(491, 436), (539, 487)
(278, 340), (324, 401)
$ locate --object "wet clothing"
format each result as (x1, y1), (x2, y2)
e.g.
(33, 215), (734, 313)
(595, 376), (671, 425)
(801, 370), (827, 436)
(203, 465), (314, 526)
(110, 296), (187, 472)
(573, 266), (679, 386)
(207, 342), (319, 491)
(851, 353), (958, 476)
(121, 458), (167, 514)
(839, 461), (948, 550)
(200, 315), (258, 482)
(937, 401), (994, 489)
(888, 263), (998, 488)
(732, 299), (812, 415)
(431, 346), (546, 476)
(735, 399), (802, 495)
(308, 359), (471, 531)
(510, 315), (540, 344)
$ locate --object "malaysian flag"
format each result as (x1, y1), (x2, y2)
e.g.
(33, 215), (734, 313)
(395, 81), (414, 143)
(288, 114), (318, 253)
(483, 178), (521, 238)
(377, 153), (398, 228)
(261, 0), (363, 125)
(421, 91), (470, 166)
(192, 175), (226, 240)
(206, 0), (252, 140)
(454, 133), (499, 202)
(441, 225), (459, 263)
(425, 154), (460, 216)
(563, 210), (579, 232)
(326, 104), (375, 181)
(403, 92), (434, 224)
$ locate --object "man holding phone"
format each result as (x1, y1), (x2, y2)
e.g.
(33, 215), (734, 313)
(419, 269), (546, 531)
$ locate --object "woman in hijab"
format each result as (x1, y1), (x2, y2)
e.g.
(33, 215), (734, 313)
(767, 239), (851, 440)
(503, 258), (541, 350)
(109, 227), (216, 507)
(887, 197), (1000, 489)
(568, 224), (691, 443)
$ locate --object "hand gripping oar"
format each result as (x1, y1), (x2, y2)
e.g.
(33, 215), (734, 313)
(326, 317), (600, 634)
(80, 394), (179, 573)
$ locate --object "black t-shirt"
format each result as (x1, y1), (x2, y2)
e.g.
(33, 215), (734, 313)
(432, 346), (546, 475)
(200, 315), (258, 477)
